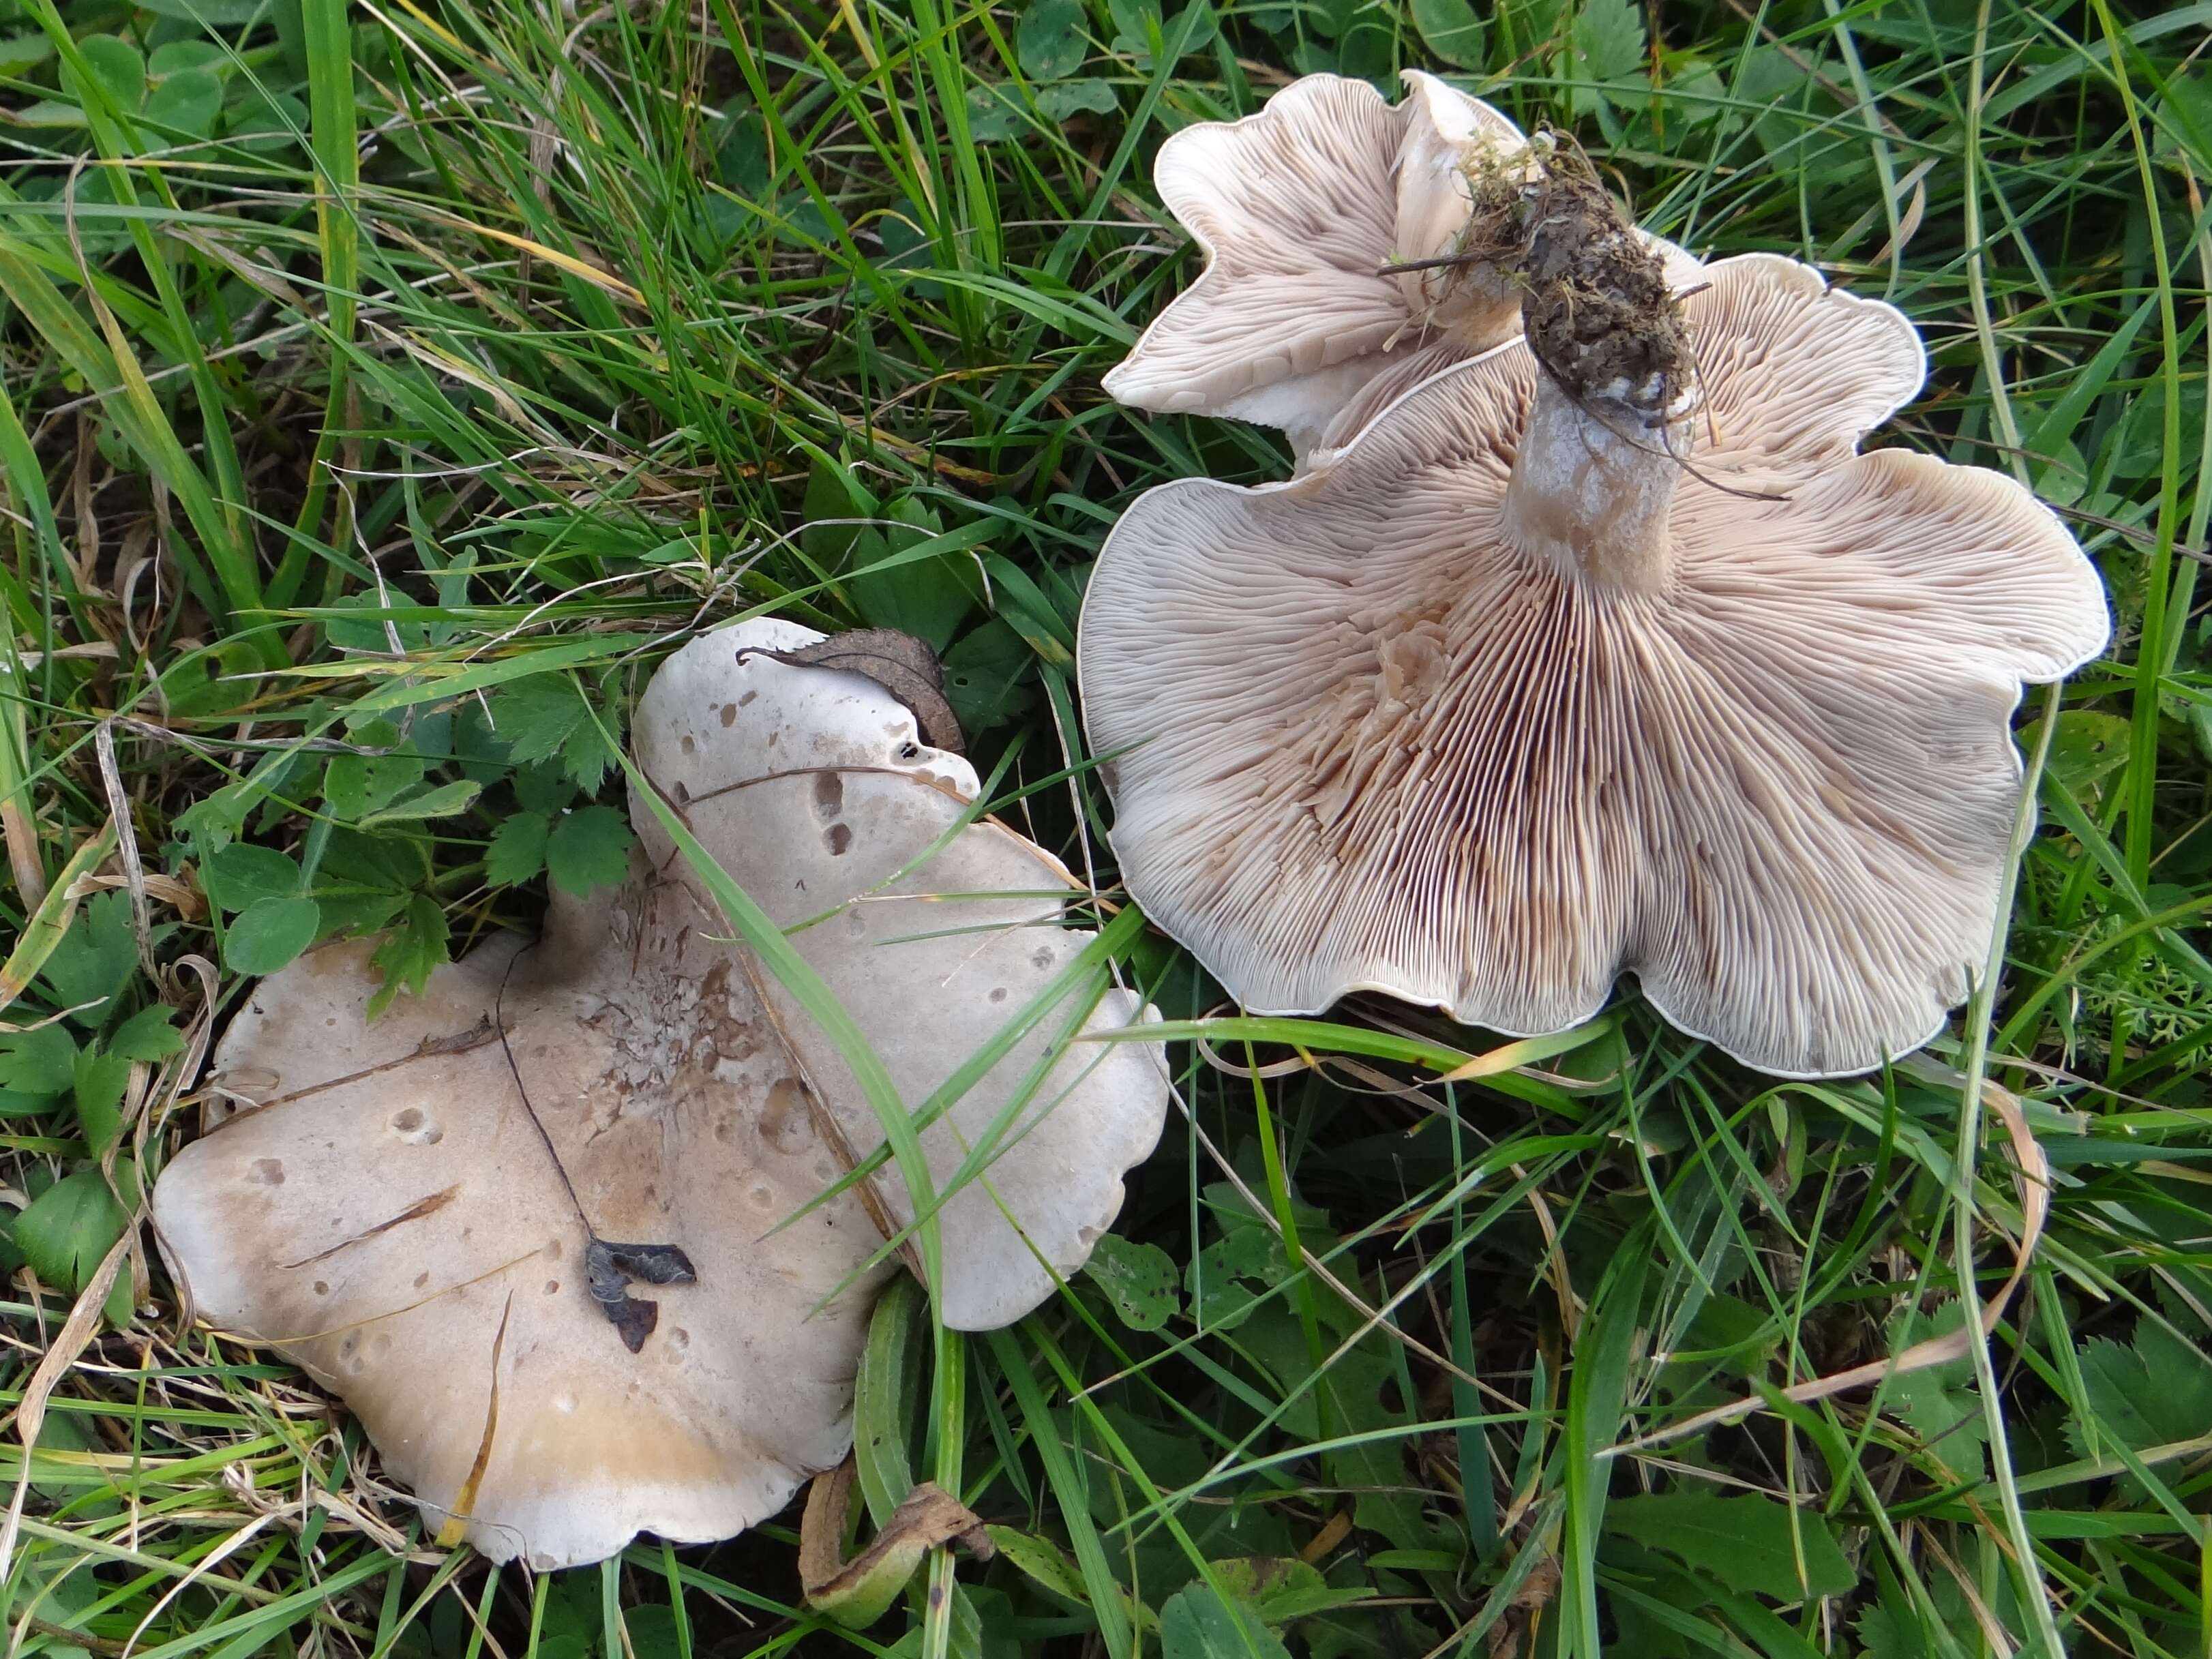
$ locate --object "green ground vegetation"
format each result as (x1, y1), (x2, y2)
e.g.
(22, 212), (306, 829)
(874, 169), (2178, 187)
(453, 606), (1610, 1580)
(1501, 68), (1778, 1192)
(1, 0), (2210, 1654)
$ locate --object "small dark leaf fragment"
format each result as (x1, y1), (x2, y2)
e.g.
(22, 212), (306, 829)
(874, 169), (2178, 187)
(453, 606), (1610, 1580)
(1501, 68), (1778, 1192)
(601, 1294), (659, 1354)
(584, 1236), (698, 1354)
(756, 629), (968, 756)
(601, 1240), (698, 1286)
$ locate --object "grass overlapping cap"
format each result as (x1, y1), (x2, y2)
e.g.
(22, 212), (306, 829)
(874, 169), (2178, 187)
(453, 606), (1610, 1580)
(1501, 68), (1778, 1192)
(1080, 129), (2112, 1079)
(151, 623), (1169, 1568)
(1105, 70), (1699, 468)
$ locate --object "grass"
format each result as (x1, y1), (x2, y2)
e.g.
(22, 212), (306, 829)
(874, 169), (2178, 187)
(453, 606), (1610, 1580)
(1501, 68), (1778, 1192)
(2, 0), (2211, 1654)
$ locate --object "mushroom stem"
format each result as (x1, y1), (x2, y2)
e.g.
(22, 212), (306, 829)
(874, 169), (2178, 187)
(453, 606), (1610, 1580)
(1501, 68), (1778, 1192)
(1492, 151), (1696, 595)
(1501, 374), (1688, 594)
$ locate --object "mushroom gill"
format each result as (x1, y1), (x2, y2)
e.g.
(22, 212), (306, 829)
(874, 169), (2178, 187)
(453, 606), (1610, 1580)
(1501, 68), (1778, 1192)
(1103, 73), (1703, 469)
(151, 621), (1169, 1568)
(1077, 245), (2110, 1079)
(1101, 71), (1528, 462)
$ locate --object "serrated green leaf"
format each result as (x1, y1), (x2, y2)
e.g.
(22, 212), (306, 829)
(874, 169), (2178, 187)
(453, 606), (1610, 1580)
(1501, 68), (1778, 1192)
(545, 805), (636, 896)
(36, 889), (138, 1028)
(561, 708), (621, 794)
(368, 895), (451, 1018)
(1576, 0), (1643, 76)
(72, 1045), (132, 1158)
(226, 896), (323, 976)
(1662, 57), (1727, 128)
(488, 675), (592, 767)
(1083, 1234), (1180, 1330)
(1566, 0), (1643, 112)
(513, 760), (580, 814)
(0, 1024), (78, 1096)
(14, 1165), (135, 1324)
(1603, 1491), (1853, 1602)
(107, 1004), (183, 1063)
(1887, 1303), (1986, 1475)
(1854, 1570), (1984, 1659)
(485, 811), (552, 886)
(2068, 1319), (2212, 1493)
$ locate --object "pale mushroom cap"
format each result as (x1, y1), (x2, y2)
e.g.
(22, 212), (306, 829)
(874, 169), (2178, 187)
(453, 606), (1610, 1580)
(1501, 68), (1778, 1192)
(153, 913), (883, 1571)
(154, 621), (1169, 1567)
(1102, 72), (1526, 458)
(633, 623), (1169, 1330)
(1079, 254), (2111, 1078)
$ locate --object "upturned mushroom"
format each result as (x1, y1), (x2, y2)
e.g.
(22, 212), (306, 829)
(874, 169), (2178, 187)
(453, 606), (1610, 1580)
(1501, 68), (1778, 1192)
(1105, 72), (1698, 466)
(1078, 157), (2110, 1079)
(151, 621), (1169, 1568)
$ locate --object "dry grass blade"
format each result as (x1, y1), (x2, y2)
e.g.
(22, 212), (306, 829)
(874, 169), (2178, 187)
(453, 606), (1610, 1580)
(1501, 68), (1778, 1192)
(0, 1224), (136, 1585)
(0, 826), (117, 1018)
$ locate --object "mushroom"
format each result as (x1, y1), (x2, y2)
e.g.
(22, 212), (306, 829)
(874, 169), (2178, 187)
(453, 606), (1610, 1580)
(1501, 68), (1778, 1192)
(151, 621), (1169, 1568)
(1077, 164), (2110, 1079)
(1103, 72), (1699, 466)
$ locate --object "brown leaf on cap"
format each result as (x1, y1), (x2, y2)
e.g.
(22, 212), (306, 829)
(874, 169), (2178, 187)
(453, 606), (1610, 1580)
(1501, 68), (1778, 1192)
(759, 627), (966, 756)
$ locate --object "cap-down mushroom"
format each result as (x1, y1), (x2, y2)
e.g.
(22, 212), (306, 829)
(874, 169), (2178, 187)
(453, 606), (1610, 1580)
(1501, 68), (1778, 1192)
(151, 621), (1169, 1568)
(1078, 158), (2110, 1079)
(1105, 72), (1699, 466)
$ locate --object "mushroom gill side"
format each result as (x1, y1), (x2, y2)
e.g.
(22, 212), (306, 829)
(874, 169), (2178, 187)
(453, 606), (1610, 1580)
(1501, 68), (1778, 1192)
(151, 622), (1170, 1568)
(1102, 71), (1527, 460)
(1103, 73), (1712, 470)
(1077, 254), (2111, 1079)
